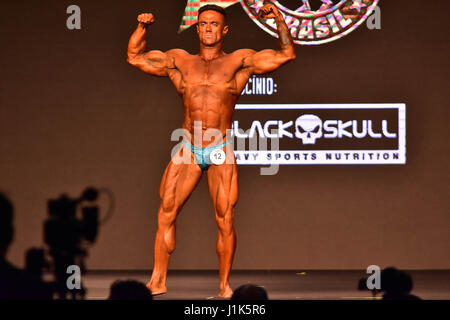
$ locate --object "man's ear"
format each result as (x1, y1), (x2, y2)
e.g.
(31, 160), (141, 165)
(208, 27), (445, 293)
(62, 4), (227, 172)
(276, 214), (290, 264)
(196, 23), (199, 34)
(223, 25), (229, 36)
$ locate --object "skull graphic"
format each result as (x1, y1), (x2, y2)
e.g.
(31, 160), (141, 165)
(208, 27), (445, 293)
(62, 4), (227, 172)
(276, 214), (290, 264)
(295, 114), (323, 144)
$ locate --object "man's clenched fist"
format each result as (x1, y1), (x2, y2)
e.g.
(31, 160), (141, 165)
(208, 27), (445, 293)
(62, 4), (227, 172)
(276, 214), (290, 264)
(137, 13), (155, 25)
(259, 3), (281, 19)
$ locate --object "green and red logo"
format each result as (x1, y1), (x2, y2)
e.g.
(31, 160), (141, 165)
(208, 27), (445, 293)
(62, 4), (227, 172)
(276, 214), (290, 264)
(180, 0), (379, 45)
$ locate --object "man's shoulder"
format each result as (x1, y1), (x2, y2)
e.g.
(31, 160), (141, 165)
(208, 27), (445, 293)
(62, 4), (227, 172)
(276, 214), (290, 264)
(226, 49), (257, 68)
(230, 49), (256, 58)
(166, 49), (191, 58)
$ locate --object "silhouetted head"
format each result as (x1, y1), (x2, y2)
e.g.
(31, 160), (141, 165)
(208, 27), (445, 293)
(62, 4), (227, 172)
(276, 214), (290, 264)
(197, 5), (229, 47)
(231, 284), (269, 300)
(108, 280), (153, 300)
(381, 267), (413, 295)
(0, 193), (14, 257)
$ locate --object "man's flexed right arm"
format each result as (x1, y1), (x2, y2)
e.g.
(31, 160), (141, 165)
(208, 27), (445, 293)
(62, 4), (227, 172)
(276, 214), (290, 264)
(127, 13), (176, 77)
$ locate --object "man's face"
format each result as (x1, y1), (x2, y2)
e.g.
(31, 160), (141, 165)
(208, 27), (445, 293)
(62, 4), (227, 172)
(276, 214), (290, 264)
(196, 10), (229, 46)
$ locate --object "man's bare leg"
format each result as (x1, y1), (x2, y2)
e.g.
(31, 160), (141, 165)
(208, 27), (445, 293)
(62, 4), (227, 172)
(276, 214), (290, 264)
(147, 147), (202, 295)
(207, 148), (238, 298)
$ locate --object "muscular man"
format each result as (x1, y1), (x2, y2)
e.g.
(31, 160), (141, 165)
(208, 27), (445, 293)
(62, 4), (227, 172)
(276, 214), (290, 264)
(127, 3), (295, 298)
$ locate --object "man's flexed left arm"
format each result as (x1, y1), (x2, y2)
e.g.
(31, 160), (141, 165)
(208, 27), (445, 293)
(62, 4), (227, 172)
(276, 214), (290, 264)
(242, 3), (296, 74)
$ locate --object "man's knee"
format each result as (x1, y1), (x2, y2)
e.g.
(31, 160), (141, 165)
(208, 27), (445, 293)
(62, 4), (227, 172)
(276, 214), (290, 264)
(215, 200), (236, 233)
(216, 215), (234, 237)
(215, 192), (237, 216)
(158, 196), (179, 227)
(160, 193), (177, 213)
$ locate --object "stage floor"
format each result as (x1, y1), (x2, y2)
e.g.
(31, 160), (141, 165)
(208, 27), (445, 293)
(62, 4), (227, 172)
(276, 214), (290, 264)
(80, 270), (450, 300)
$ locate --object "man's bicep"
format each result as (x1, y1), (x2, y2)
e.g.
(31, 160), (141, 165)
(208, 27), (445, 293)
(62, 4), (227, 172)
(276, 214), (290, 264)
(130, 50), (173, 76)
(245, 49), (289, 75)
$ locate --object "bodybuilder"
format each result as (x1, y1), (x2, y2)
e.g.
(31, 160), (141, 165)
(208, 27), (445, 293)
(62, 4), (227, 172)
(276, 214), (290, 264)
(127, 3), (296, 298)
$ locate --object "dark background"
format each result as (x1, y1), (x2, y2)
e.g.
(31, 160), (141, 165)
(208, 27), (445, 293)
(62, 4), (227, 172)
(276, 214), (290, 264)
(0, 0), (448, 270)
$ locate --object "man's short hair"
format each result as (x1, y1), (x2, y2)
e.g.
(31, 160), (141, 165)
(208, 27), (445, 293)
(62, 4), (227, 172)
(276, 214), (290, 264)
(198, 4), (227, 20)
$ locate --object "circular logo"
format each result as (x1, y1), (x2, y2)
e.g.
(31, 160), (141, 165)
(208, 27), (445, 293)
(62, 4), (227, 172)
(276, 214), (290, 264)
(240, 0), (379, 45)
(210, 149), (226, 165)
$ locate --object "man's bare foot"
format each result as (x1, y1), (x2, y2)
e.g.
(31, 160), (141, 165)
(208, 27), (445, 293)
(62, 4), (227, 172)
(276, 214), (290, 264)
(218, 286), (233, 298)
(146, 282), (167, 296)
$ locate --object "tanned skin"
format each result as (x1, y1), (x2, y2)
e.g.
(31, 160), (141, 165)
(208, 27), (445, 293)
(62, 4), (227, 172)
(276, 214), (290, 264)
(127, 4), (295, 298)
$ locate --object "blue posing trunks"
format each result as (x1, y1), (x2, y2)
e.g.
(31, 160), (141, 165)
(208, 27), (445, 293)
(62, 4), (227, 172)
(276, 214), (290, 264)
(182, 140), (232, 171)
